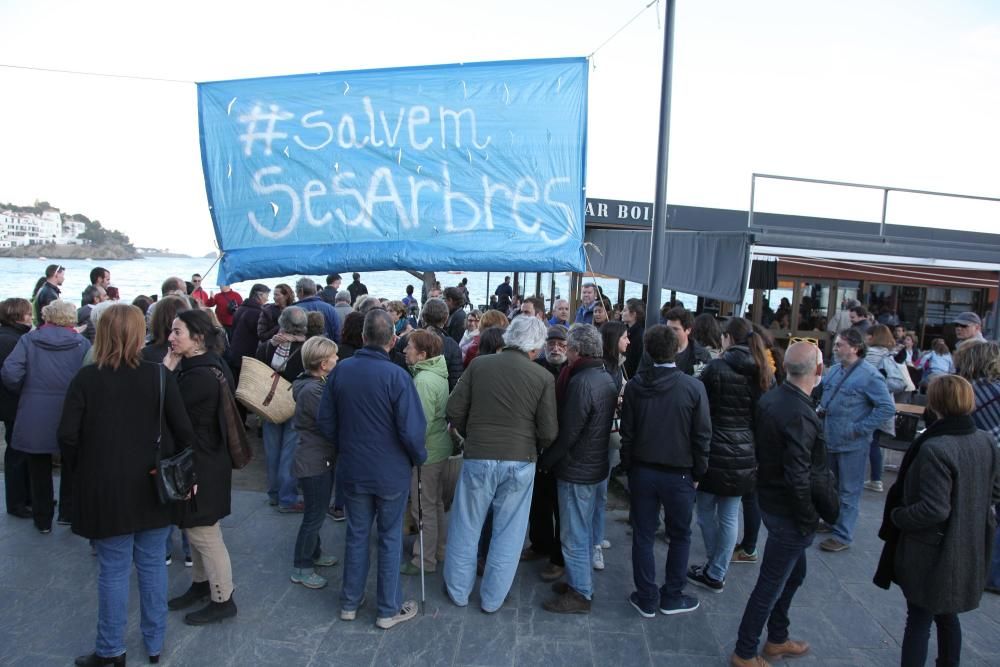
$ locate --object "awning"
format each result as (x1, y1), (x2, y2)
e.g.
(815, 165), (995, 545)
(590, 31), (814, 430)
(584, 228), (752, 303)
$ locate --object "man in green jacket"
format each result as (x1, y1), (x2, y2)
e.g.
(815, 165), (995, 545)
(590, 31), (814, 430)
(443, 315), (558, 613)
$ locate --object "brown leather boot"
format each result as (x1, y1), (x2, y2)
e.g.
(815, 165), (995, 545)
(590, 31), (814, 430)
(763, 638), (810, 659)
(729, 654), (770, 666)
(542, 588), (591, 614)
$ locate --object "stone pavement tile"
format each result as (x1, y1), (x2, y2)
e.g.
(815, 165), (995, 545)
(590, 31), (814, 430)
(819, 600), (895, 650)
(591, 629), (650, 665)
(587, 600), (645, 636)
(232, 637), (318, 666)
(812, 547), (884, 585)
(841, 582), (905, 645)
(310, 621), (380, 667)
(956, 608), (1000, 663)
(3, 653), (66, 667)
(640, 609), (723, 657)
(704, 612), (741, 654)
(373, 614), (462, 667)
(160, 616), (246, 666)
(454, 606), (516, 667)
(646, 652), (721, 666)
(516, 602), (591, 641)
(513, 638), (592, 667)
(257, 584), (337, 651)
(0, 583), (94, 659)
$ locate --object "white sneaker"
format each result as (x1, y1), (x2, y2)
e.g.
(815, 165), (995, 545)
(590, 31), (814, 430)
(592, 545), (605, 571)
(600, 539), (611, 549)
(376, 599), (418, 629)
(340, 595), (365, 621)
(864, 480), (884, 492)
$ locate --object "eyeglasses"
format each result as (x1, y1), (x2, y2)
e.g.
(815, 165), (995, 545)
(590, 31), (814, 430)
(954, 323), (970, 329)
(790, 336), (819, 346)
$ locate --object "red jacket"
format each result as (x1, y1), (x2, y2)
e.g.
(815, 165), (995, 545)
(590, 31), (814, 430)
(207, 290), (243, 327)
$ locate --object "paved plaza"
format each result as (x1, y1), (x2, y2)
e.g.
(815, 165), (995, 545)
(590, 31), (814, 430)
(2, 460), (999, 666)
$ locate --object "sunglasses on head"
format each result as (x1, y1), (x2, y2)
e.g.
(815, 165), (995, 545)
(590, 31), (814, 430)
(790, 336), (819, 346)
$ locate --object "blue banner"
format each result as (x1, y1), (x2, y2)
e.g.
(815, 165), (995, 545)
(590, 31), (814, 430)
(198, 58), (588, 283)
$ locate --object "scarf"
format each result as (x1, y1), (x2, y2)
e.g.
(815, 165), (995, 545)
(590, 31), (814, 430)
(555, 357), (604, 404)
(873, 414), (976, 589)
(270, 333), (306, 372)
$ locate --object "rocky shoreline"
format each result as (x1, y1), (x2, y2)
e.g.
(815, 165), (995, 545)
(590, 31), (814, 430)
(0, 244), (140, 260)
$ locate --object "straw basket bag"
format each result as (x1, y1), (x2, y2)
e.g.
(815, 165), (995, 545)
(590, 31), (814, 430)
(235, 356), (295, 424)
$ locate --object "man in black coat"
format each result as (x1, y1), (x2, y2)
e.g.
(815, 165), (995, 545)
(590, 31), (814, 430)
(620, 325), (711, 618)
(0, 299), (32, 518)
(664, 306), (712, 376)
(539, 324), (617, 614)
(347, 272), (368, 305)
(227, 284), (269, 374)
(34, 264), (64, 325)
(444, 287), (467, 344)
(731, 342), (828, 666)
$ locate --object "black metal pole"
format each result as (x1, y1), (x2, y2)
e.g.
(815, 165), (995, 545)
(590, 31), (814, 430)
(644, 0), (676, 329)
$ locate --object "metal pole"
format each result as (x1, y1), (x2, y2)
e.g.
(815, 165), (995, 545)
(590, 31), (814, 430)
(485, 272), (491, 310)
(644, 0), (676, 329)
(880, 188), (889, 238)
(993, 274), (1000, 342)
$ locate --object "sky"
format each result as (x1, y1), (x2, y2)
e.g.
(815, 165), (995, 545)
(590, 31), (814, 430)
(1, 0), (998, 257)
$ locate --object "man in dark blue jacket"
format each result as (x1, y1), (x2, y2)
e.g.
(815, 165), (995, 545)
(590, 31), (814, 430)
(317, 309), (427, 629)
(620, 324), (711, 618)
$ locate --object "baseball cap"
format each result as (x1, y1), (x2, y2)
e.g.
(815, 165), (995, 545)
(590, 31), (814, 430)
(953, 312), (982, 326)
(546, 325), (568, 341)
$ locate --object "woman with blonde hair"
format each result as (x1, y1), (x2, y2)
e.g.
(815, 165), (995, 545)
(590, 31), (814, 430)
(1, 299), (90, 533)
(289, 336), (341, 589)
(59, 305), (196, 666)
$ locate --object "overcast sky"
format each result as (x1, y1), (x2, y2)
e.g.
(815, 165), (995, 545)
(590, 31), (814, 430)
(1, 0), (997, 256)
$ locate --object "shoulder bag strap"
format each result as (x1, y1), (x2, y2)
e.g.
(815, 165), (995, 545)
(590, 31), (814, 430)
(821, 359), (864, 409)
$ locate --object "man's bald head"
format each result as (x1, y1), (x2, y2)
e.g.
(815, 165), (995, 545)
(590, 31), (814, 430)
(784, 342), (822, 379)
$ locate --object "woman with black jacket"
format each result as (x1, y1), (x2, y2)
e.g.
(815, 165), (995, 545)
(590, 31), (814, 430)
(0, 298), (33, 518)
(689, 317), (773, 593)
(59, 304), (196, 666)
(163, 309), (239, 626)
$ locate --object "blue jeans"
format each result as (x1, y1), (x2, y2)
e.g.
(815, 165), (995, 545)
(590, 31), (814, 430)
(628, 465), (696, 608)
(591, 477), (608, 548)
(869, 430), (883, 482)
(340, 484), (409, 618)
(735, 511), (813, 660)
(901, 602), (961, 666)
(166, 526), (191, 558)
(695, 491), (741, 582)
(293, 469), (334, 569)
(94, 526), (171, 658)
(558, 480), (600, 599)
(443, 459), (535, 612)
(988, 503), (1000, 590)
(263, 420), (300, 508)
(827, 448), (868, 544)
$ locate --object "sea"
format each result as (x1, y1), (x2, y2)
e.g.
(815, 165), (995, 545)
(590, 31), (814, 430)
(0, 256), (671, 310)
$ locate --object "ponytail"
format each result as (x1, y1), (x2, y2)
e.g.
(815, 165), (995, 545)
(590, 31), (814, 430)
(724, 317), (774, 392)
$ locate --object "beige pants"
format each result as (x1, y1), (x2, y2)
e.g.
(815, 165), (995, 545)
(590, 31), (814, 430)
(410, 459), (449, 571)
(185, 523), (234, 602)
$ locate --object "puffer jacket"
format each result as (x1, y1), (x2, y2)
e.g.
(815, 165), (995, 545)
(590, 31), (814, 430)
(698, 346), (760, 496)
(412, 355), (452, 465)
(539, 360), (618, 484)
(291, 373), (335, 479)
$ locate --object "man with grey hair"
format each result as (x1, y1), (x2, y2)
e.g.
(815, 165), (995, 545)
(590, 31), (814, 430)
(731, 342), (831, 665)
(538, 324), (618, 614)
(574, 283), (599, 324)
(333, 290), (352, 325)
(77, 284), (107, 342)
(444, 315), (558, 613)
(317, 309), (427, 629)
(294, 277), (341, 342)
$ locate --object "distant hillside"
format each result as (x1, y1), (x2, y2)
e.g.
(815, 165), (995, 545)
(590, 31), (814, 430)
(0, 243), (140, 260)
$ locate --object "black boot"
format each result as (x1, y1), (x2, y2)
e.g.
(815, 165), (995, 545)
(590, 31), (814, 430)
(167, 580), (210, 611)
(184, 595), (237, 626)
(74, 652), (126, 666)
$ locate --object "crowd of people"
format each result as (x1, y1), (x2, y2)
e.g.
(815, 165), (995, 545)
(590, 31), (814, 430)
(1, 265), (999, 666)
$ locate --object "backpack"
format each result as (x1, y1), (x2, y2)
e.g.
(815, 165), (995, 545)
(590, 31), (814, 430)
(878, 355), (908, 394)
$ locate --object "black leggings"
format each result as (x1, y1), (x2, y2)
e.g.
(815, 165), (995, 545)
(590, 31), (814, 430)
(901, 601), (961, 667)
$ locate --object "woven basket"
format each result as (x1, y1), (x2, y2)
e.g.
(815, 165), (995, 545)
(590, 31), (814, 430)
(235, 356), (295, 424)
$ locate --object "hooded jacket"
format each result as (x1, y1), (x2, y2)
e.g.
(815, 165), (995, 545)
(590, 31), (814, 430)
(698, 346), (761, 497)
(291, 373), (335, 479)
(1, 325), (90, 454)
(619, 365), (711, 477)
(411, 355), (452, 465)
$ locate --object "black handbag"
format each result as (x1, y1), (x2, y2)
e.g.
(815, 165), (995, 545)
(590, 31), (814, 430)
(152, 365), (196, 504)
